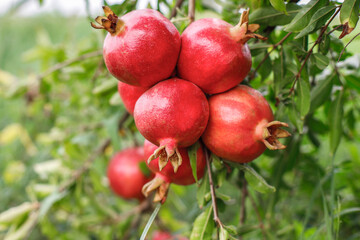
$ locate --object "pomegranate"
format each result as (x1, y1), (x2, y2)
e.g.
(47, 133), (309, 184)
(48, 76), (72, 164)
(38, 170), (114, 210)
(152, 231), (188, 240)
(117, 81), (147, 115)
(134, 78), (209, 172)
(142, 140), (206, 203)
(202, 85), (290, 163)
(177, 10), (266, 94)
(91, 6), (180, 87)
(107, 147), (153, 201)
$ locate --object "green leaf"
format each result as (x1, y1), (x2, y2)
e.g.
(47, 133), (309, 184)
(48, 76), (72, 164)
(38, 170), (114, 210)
(284, 0), (328, 32)
(310, 74), (333, 113)
(138, 162), (152, 178)
(340, 0), (360, 29)
(288, 99), (304, 133)
(197, 172), (210, 208)
(223, 225), (238, 235)
(270, 0), (287, 14)
(190, 205), (214, 240)
(295, 6), (336, 39)
(312, 53), (330, 70)
(188, 142), (201, 183)
(0, 202), (37, 224)
(39, 190), (68, 218)
(219, 225), (229, 240)
(249, 3), (301, 26)
(345, 75), (360, 92)
(273, 48), (287, 96)
(92, 79), (117, 95)
(329, 90), (344, 155)
(236, 164), (276, 194)
(297, 78), (311, 120)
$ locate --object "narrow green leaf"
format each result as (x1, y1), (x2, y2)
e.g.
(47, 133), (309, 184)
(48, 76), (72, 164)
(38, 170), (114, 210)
(188, 142), (200, 183)
(284, 0), (328, 32)
(140, 203), (161, 240)
(340, 0), (360, 28)
(345, 75), (360, 92)
(197, 171), (210, 208)
(39, 190), (68, 218)
(295, 6), (336, 39)
(288, 99), (304, 133)
(310, 75), (333, 113)
(236, 164), (276, 194)
(329, 90), (344, 155)
(224, 225), (238, 235)
(190, 205), (214, 240)
(219, 226), (229, 240)
(312, 53), (330, 70)
(273, 48), (286, 96)
(92, 79), (117, 95)
(249, 3), (301, 26)
(270, 0), (287, 14)
(297, 78), (311, 120)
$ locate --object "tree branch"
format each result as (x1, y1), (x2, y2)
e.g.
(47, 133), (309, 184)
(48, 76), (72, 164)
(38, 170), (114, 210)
(188, 0), (195, 24)
(250, 32), (292, 80)
(170, 0), (185, 19)
(204, 147), (223, 227)
(289, 6), (341, 95)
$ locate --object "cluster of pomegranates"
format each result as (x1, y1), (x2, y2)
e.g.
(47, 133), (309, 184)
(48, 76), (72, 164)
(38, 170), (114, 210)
(92, 6), (290, 205)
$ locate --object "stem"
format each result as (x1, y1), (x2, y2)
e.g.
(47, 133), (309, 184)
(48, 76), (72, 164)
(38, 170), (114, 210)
(188, 0), (195, 24)
(38, 50), (102, 81)
(240, 178), (248, 225)
(338, 31), (360, 62)
(250, 32), (292, 80)
(170, 0), (184, 19)
(248, 191), (267, 240)
(204, 147), (223, 227)
(289, 6), (341, 95)
(140, 203), (162, 240)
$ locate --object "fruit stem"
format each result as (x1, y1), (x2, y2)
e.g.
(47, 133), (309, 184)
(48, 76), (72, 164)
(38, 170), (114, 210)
(90, 6), (125, 36)
(261, 121), (291, 150)
(229, 9), (267, 44)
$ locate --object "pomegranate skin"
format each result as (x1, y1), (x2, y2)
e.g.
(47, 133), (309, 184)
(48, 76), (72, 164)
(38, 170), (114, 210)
(107, 147), (153, 201)
(152, 231), (188, 240)
(144, 140), (206, 185)
(177, 18), (252, 94)
(134, 78), (209, 171)
(117, 81), (147, 115)
(202, 85), (275, 163)
(103, 9), (181, 87)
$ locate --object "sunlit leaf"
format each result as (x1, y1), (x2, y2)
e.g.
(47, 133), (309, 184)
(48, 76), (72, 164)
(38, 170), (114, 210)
(270, 0), (287, 14)
(190, 205), (214, 240)
(340, 0), (360, 29)
(188, 142), (200, 183)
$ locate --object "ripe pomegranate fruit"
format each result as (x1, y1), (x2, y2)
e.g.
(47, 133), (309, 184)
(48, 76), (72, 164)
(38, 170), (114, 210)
(152, 231), (188, 240)
(117, 81), (147, 115)
(142, 140), (206, 203)
(202, 85), (290, 163)
(107, 147), (153, 201)
(134, 78), (209, 172)
(177, 10), (266, 94)
(91, 6), (180, 87)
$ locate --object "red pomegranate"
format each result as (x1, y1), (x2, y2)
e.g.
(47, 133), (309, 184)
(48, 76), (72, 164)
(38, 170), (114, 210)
(117, 81), (147, 115)
(142, 140), (206, 203)
(177, 10), (265, 94)
(107, 147), (153, 201)
(202, 85), (290, 163)
(134, 78), (209, 172)
(91, 6), (180, 87)
(152, 231), (188, 240)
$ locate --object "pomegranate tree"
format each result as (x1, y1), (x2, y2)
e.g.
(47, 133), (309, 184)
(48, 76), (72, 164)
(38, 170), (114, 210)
(91, 6), (180, 87)
(107, 147), (153, 201)
(134, 78), (209, 172)
(202, 85), (290, 163)
(142, 140), (206, 203)
(177, 10), (265, 94)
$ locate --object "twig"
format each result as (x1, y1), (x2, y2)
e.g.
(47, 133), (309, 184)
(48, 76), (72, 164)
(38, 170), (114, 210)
(289, 6), (341, 95)
(327, 24), (342, 35)
(188, 0), (195, 24)
(170, 0), (184, 19)
(38, 49), (102, 81)
(338, 31), (360, 62)
(250, 32), (292, 80)
(204, 147), (223, 227)
(248, 192), (266, 240)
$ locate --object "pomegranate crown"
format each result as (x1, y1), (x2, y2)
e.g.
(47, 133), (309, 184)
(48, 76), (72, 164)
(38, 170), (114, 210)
(230, 9), (267, 44)
(91, 6), (125, 36)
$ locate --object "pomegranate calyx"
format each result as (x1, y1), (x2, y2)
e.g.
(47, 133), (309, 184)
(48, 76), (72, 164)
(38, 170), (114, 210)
(90, 6), (125, 36)
(147, 146), (183, 173)
(142, 176), (170, 204)
(262, 121), (291, 150)
(229, 10), (267, 44)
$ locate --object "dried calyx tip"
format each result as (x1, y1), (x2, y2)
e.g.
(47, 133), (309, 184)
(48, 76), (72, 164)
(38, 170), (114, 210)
(90, 6), (125, 36)
(230, 9), (267, 43)
(142, 177), (170, 204)
(262, 121), (291, 150)
(148, 146), (183, 173)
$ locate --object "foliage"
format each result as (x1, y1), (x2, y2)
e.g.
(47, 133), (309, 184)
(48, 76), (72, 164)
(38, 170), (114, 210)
(1, 0), (360, 239)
